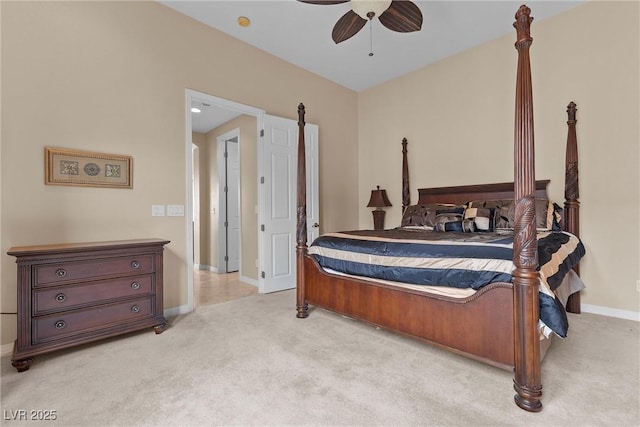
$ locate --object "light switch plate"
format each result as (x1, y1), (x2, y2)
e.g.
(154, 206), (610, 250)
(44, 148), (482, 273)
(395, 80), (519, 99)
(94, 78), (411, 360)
(152, 205), (165, 217)
(167, 204), (185, 217)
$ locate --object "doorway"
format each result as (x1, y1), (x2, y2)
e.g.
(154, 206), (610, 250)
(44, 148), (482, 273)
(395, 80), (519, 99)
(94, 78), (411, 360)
(185, 90), (265, 312)
(184, 89), (319, 311)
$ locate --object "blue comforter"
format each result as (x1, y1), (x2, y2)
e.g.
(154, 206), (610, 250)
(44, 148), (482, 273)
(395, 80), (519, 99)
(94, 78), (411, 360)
(308, 228), (585, 338)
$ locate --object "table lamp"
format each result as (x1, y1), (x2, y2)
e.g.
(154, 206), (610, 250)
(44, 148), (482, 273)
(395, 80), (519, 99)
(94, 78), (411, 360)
(367, 185), (392, 230)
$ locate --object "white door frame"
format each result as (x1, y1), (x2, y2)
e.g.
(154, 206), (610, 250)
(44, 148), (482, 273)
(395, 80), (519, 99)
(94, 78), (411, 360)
(216, 129), (240, 274)
(184, 89), (265, 312)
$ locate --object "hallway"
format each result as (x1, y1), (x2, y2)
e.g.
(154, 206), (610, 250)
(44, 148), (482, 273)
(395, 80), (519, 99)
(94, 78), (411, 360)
(193, 270), (258, 307)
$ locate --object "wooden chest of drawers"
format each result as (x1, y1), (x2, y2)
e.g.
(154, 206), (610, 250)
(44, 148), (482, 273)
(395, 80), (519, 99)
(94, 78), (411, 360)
(8, 238), (170, 372)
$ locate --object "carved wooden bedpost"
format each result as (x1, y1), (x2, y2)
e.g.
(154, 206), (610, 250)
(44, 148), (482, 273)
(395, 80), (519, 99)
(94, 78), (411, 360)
(564, 102), (581, 313)
(512, 5), (543, 412)
(401, 138), (410, 213)
(296, 103), (309, 318)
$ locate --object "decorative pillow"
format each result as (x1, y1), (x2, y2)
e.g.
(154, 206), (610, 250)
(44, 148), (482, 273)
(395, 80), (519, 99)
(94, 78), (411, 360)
(464, 207), (496, 232)
(435, 207), (465, 215)
(466, 199), (561, 231)
(537, 199), (558, 231)
(401, 204), (464, 229)
(433, 213), (464, 232)
(462, 218), (477, 232)
(551, 203), (563, 231)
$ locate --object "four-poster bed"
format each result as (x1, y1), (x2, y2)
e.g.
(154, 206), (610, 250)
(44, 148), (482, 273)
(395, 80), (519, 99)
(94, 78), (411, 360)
(295, 5), (583, 412)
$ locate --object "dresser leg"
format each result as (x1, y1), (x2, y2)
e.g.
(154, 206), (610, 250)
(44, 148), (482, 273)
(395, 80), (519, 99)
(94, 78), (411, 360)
(12, 357), (33, 372)
(153, 323), (166, 334)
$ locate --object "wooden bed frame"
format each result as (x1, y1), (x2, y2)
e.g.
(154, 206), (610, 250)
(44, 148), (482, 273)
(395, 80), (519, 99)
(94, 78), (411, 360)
(295, 6), (581, 412)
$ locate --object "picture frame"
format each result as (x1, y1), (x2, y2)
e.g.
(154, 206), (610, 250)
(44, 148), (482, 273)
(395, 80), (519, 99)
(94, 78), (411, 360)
(45, 146), (133, 189)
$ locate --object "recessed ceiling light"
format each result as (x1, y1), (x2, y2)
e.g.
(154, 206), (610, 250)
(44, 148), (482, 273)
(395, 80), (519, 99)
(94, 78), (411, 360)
(191, 107), (201, 113)
(237, 16), (250, 27)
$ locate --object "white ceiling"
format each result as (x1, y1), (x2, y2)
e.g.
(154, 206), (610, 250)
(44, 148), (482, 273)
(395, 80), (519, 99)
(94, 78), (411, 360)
(159, 0), (584, 132)
(189, 98), (243, 134)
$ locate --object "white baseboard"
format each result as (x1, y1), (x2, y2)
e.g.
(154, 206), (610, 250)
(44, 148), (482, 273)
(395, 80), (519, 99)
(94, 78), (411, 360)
(240, 275), (258, 288)
(164, 303), (192, 318)
(1, 342), (14, 356)
(195, 264), (218, 273)
(196, 265), (257, 287)
(581, 304), (640, 322)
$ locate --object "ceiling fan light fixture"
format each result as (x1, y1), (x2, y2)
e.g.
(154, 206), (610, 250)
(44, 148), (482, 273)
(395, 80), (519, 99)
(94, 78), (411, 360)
(298, 0), (421, 44)
(351, 0), (391, 20)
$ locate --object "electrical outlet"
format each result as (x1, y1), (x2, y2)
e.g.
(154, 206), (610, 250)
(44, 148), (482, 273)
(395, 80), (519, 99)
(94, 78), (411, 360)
(637, 279), (640, 292)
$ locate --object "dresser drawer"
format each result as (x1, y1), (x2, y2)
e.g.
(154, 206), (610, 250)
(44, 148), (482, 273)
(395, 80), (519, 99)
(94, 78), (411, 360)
(33, 275), (153, 315)
(34, 255), (154, 287)
(32, 297), (153, 344)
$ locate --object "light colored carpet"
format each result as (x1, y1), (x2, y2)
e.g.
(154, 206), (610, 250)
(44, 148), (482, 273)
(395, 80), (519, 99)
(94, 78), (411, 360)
(1, 289), (638, 426)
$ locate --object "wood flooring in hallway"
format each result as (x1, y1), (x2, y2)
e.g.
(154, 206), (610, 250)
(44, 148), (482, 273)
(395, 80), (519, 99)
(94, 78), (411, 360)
(193, 269), (258, 307)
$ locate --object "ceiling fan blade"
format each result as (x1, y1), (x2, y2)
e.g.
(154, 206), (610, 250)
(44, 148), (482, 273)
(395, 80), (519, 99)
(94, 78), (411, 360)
(378, 0), (423, 33)
(297, 1), (349, 5)
(332, 9), (367, 44)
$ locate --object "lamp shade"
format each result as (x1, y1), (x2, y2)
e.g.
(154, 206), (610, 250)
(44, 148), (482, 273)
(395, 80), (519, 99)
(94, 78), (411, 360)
(352, 0), (392, 20)
(367, 185), (392, 208)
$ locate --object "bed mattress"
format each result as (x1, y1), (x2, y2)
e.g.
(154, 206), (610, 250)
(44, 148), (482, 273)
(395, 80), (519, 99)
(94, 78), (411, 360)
(308, 228), (585, 338)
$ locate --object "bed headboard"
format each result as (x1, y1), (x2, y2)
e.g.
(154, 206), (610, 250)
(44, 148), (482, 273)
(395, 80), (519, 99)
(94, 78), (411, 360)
(416, 180), (550, 206)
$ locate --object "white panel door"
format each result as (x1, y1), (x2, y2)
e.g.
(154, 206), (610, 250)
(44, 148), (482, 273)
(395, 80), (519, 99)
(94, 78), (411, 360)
(226, 141), (240, 272)
(305, 124), (320, 244)
(260, 115), (319, 293)
(217, 130), (241, 274)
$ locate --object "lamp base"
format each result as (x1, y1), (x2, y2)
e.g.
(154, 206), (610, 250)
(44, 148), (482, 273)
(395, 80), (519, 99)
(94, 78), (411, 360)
(372, 209), (386, 230)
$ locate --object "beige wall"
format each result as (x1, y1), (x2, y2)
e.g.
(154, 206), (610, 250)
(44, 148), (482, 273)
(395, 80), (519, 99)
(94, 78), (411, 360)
(191, 132), (209, 266)
(358, 1), (639, 314)
(1, 1), (359, 345)
(2, 1), (636, 348)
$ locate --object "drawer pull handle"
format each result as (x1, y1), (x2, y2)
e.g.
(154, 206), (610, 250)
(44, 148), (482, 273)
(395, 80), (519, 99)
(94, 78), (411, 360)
(131, 282), (141, 290)
(131, 305), (140, 313)
(55, 320), (66, 329)
(55, 269), (67, 278)
(55, 293), (67, 302)
(131, 261), (140, 269)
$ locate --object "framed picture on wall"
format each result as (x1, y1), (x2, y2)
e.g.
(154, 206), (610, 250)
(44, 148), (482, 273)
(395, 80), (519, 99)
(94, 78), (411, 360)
(45, 146), (133, 189)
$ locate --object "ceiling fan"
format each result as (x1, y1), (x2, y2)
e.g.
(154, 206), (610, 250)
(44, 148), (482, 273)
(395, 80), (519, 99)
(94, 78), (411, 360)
(298, 0), (423, 44)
